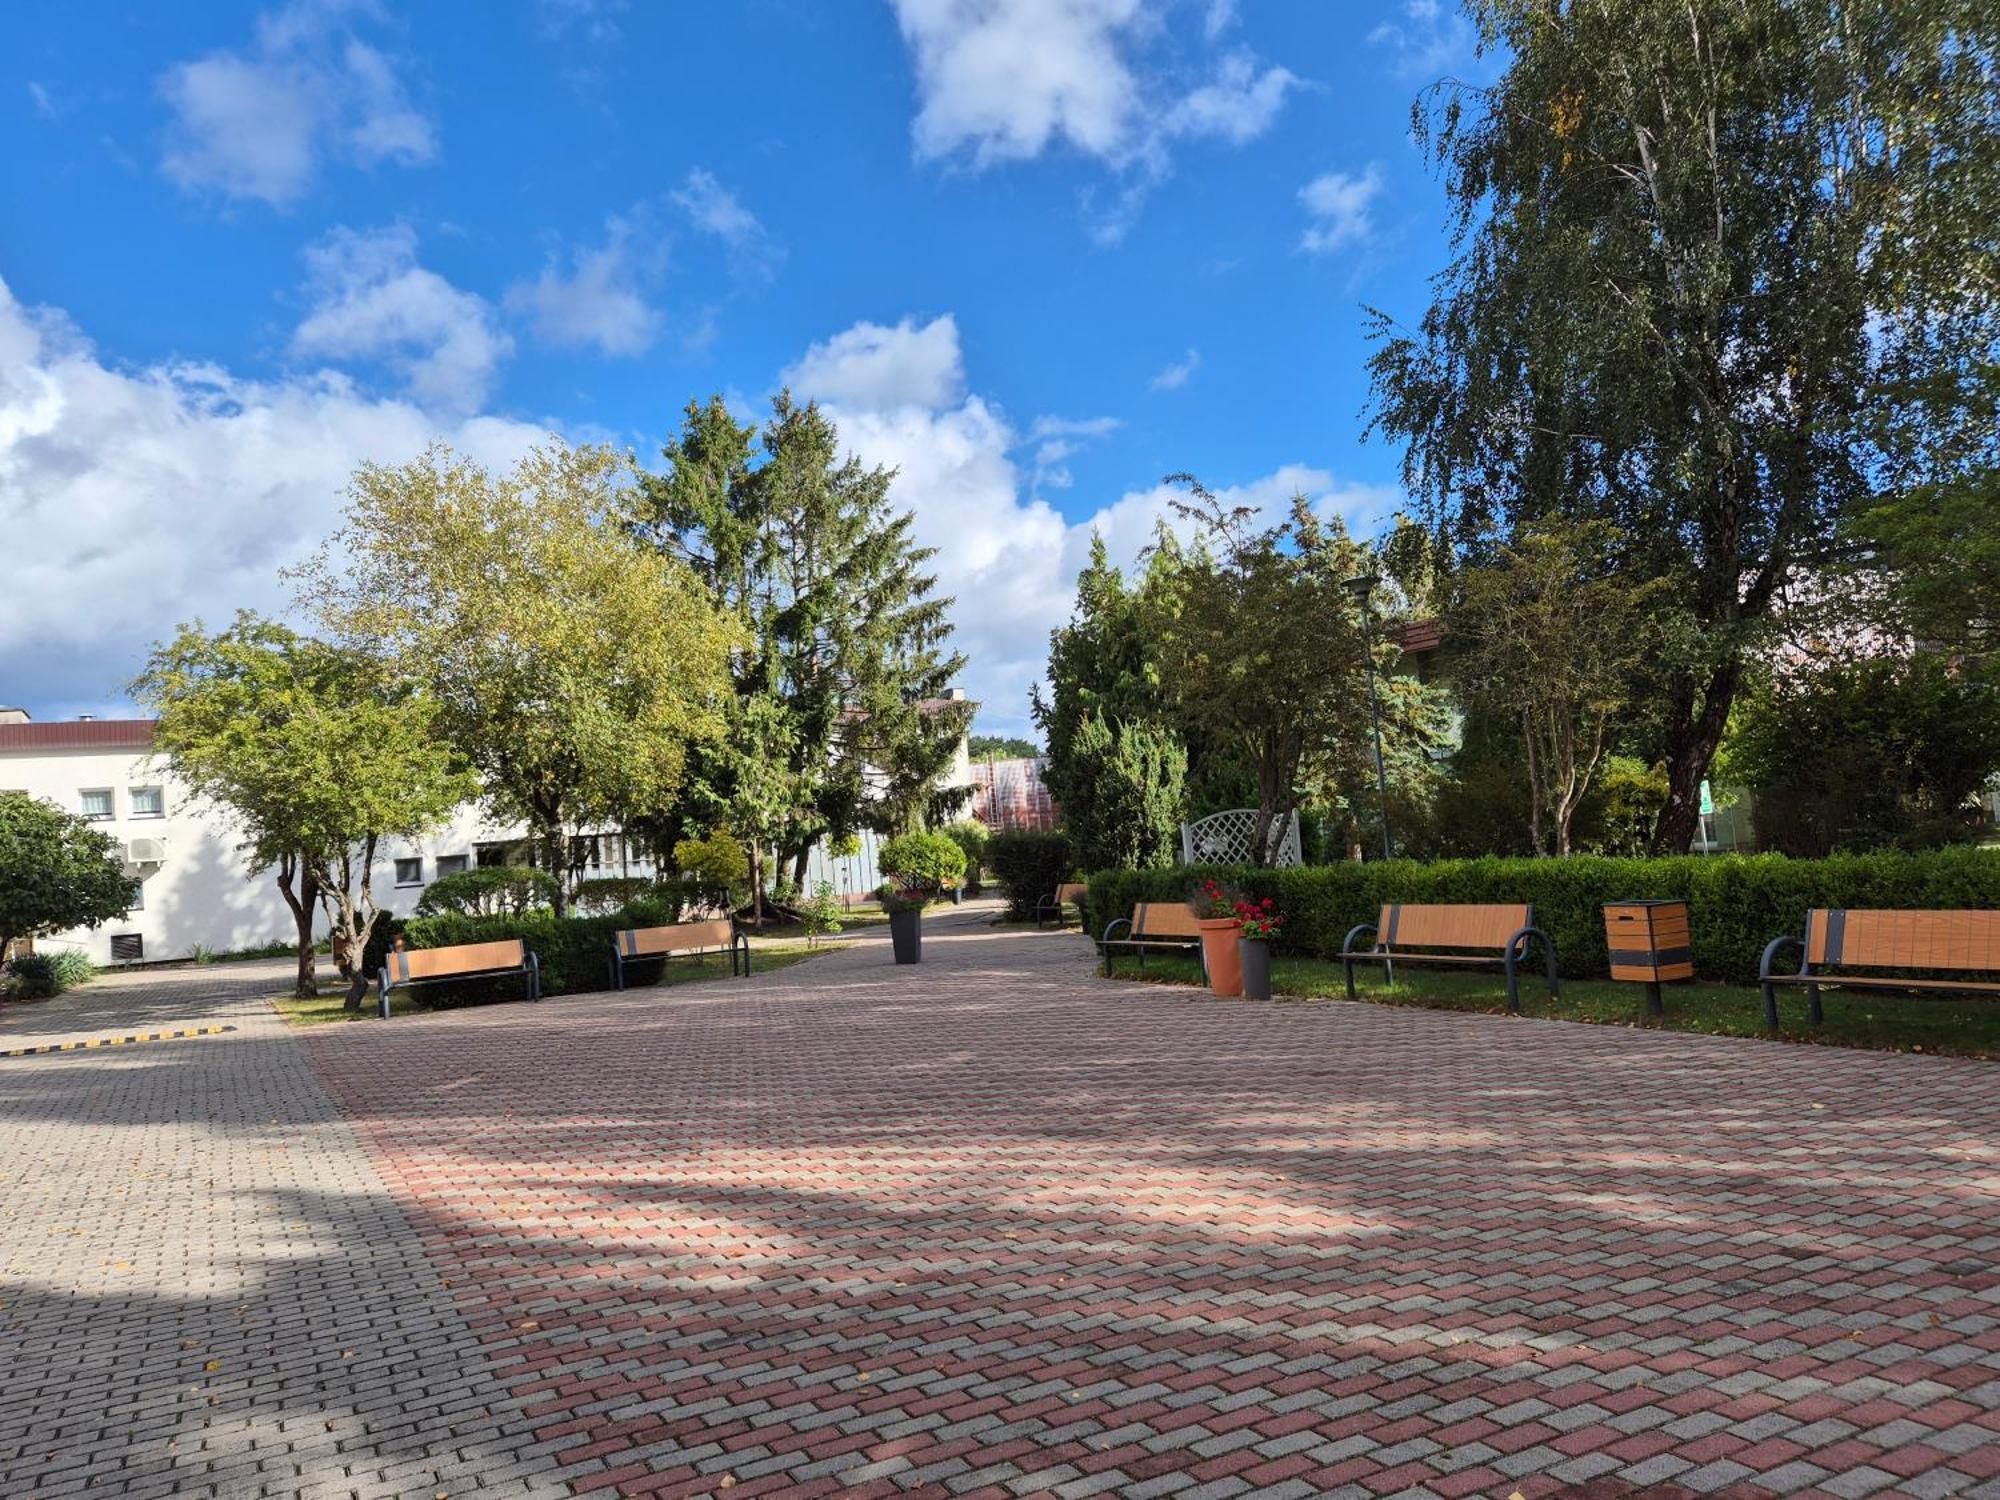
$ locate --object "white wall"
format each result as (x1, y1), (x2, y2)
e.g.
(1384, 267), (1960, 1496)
(1, 745), (524, 965)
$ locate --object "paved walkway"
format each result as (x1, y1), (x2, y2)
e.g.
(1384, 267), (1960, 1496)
(2, 917), (1997, 1498)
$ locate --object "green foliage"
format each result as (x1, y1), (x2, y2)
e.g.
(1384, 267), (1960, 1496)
(877, 831), (967, 907)
(4, 953), (61, 999)
(941, 821), (990, 894)
(673, 829), (750, 912)
(801, 881), (844, 946)
(1730, 656), (2000, 854)
(987, 830), (1075, 920)
(293, 441), (738, 916)
(414, 866), (560, 918)
(1365, 0), (2000, 851)
(134, 613), (476, 1000)
(1087, 848), (2000, 983)
(1063, 714), (1186, 872)
(1443, 521), (1667, 855)
(48, 950), (96, 988)
(629, 393), (968, 903)
(828, 831), (862, 860)
(968, 735), (1039, 760)
(0, 792), (138, 961)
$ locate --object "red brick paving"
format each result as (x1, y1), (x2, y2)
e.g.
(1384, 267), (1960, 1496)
(306, 916), (2000, 1497)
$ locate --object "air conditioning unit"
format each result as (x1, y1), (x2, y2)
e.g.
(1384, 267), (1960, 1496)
(125, 837), (168, 866)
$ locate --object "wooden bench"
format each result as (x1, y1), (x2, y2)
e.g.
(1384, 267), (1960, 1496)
(1100, 902), (1207, 979)
(608, 919), (750, 990)
(1035, 882), (1088, 929)
(378, 938), (539, 1018)
(1341, 903), (1558, 1013)
(1759, 908), (2000, 1027)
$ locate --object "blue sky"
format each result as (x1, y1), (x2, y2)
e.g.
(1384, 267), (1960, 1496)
(2, 0), (1490, 735)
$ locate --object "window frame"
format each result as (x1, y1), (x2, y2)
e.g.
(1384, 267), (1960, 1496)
(393, 857), (424, 888)
(79, 788), (115, 821)
(128, 785), (166, 819)
(434, 854), (470, 878)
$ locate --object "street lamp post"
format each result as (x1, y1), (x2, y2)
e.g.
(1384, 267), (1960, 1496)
(1343, 573), (1394, 861)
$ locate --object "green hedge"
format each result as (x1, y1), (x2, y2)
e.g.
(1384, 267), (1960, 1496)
(1086, 849), (2000, 982)
(988, 830), (1075, 920)
(392, 894), (685, 1003)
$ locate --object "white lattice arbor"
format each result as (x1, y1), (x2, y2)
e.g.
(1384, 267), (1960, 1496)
(1179, 809), (1302, 867)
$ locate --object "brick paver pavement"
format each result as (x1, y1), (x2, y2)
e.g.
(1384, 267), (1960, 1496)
(0, 965), (554, 1498)
(286, 914), (2000, 1500)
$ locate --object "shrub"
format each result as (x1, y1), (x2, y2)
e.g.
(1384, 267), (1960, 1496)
(5, 953), (61, 999)
(673, 829), (749, 912)
(414, 866), (558, 917)
(942, 821), (991, 894)
(1085, 847), (2000, 982)
(572, 876), (670, 916)
(988, 830), (1075, 919)
(802, 881), (844, 946)
(48, 951), (95, 989)
(878, 831), (968, 909)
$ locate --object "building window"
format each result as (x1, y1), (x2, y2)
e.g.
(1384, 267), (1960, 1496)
(80, 788), (114, 820)
(394, 857), (423, 886)
(127, 881), (144, 913)
(129, 786), (165, 818)
(110, 933), (144, 963)
(435, 854), (469, 877)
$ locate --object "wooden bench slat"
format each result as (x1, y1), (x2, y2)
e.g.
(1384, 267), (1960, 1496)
(1132, 902), (1203, 939)
(1380, 903), (1531, 952)
(620, 920), (735, 958)
(391, 939), (526, 983)
(1807, 908), (2000, 971)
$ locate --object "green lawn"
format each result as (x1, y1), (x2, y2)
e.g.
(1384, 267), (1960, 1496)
(271, 941), (825, 1025)
(1100, 951), (2000, 1059)
(747, 906), (891, 942)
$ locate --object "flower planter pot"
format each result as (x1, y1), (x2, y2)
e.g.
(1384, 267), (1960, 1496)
(1197, 917), (1244, 996)
(889, 908), (923, 964)
(1238, 937), (1272, 1001)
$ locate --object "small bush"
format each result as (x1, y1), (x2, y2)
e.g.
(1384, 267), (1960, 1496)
(943, 821), (991, 894)
(48, 951), (95, 989)
(1086, 847), (2000, 981)
(674, 830), (749, 913)
(5, 953), (61, 999)
(414, 866), (558, 918)
(988, 830), (1075, 919)
(802, 881), (844, 945)
(572, 876), (668, 916)
(878, 831), (967, 908)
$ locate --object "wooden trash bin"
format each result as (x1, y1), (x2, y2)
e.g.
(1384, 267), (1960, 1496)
(1604, 900), (1693, 1016)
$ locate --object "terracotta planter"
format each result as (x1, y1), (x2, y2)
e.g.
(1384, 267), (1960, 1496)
(1238, 937), (1272, 1001)
(1197, 917), (1244, 996)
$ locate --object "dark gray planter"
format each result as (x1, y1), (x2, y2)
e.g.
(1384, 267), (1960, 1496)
(1238, 938), (1272, 1000)
(889, 908), (923, 964)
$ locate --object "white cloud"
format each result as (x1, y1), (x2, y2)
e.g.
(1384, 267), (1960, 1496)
(795, 313), (1387, 734)
(1150, 347), (1200, 390)
(159, 0), (436, 207)
(293, 225), (513, 412)
(1026, 413), (1118, 488)
(506, 214), (664, 358)
(1162, 50), (1300, 146)
(27, 82), (61, 119)
(1369, 0), (1482, 83)
(672, 169), (763, 246)
(782, 315), (965, 412)
(0, 274), (544, 712)
(888, 0), (1299, 240)
(1298, 165), (1384, 254)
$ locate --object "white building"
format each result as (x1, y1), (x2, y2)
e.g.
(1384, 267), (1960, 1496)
(1, 696), (980, 965)
(0, 709), (551, 965)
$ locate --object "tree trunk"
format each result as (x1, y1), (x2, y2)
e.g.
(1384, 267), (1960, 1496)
(1522, 713), (1544, 856)
(1652, 662), (1741, 853)
(274, 852), (321, 999)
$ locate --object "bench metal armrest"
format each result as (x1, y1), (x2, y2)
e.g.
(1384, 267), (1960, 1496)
(1341, 923), (1378, 957)
(1100, 917), (1132, 975)
(525, 950), (541, 1002)
(1504, 925), (1561, 1010)
(377, 968), (393, 1019)
(1759, 934), (1805, 981)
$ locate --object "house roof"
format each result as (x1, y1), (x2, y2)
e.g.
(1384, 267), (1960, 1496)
(1389, 618), (1445, 655)
(0, 719), (158, 752)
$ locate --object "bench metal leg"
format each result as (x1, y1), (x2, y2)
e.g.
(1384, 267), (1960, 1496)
(1342, 957), (1356, 1000)
(1503, 954), (1521, 1014)
(1807, 982), (1823, 1025)
(1761, 979), (1780, 1029)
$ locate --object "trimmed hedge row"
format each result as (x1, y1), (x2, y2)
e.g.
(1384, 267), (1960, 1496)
(372, 895), (685, 1003)
(1086, 849), (2000, 982)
